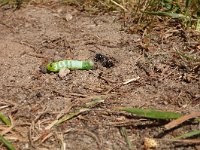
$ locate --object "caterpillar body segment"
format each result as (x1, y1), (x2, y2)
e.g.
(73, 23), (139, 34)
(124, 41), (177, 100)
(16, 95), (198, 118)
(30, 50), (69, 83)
(47, 60), (94, 72)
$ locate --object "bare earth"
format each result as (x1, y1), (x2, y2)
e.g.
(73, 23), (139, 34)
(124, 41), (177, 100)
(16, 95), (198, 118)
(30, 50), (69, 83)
(0, 2), (199, 150)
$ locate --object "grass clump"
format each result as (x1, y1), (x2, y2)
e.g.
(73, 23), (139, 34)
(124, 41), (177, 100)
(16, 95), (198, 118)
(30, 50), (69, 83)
(1, 0), (200, 30)
(140, 0), (200, 31)
(61, 0), (200, 30)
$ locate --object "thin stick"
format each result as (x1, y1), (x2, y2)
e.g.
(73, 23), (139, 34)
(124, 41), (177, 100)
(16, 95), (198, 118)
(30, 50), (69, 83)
(165, 112), (200, 130)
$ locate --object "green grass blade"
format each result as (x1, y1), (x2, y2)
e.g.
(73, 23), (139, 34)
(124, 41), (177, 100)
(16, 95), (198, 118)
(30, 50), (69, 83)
(55, 108), (89, 125)
(195, 118), (200, 122)
(175, 50), (200, 62)
(0, 135), (16, 150)
(143, 11), (190, 20)
(185, 0), (192, 8)
(85, 98), (104, 107)
(196, 12), (200, 31)
(120, 108), (182, 119)
(0, 113), (11, 126)
(0, 0), (9, 7)
(173, 130), (200, 140)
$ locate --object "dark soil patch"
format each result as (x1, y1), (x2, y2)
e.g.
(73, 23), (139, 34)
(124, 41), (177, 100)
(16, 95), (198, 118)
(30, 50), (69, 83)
(0, 2), (199, 150)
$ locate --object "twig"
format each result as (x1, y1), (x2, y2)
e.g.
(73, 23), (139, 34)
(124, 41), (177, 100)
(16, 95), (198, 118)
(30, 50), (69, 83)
(68, 93), (88, 98)
(165, 112), (200, 130)
(40, 132), (54, 144)
(123, 76), (140, 84)
(106, 76), (140, 93)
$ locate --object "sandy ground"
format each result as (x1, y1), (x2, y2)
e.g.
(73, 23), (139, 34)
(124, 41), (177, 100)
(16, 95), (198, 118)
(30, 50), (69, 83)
(0, 2), (199, 150)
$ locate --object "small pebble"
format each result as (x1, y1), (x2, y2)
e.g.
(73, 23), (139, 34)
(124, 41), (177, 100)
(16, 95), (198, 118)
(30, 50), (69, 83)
(65, 13), (73, 21)
(59, 68), (70, 78)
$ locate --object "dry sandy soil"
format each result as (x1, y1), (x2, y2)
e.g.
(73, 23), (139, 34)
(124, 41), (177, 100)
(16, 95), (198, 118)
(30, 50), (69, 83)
(0, 2), (199, 150)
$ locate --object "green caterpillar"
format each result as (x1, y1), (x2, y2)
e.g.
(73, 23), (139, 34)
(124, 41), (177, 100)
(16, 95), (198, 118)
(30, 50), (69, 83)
(47, 60), (94, 72)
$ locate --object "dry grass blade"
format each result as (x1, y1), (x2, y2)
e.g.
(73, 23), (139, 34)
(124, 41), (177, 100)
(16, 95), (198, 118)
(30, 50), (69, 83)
(173, 130), (200, 140)
(119, 108), (182, 119)
(0, 112), (11, 126)
(56, 133), (66, 150)
(196, 18), (200, 31)
(0, 135), (16, 150)
(45, 109), (88, 130)
(46, 98), (104, 129)
(120, 127), (132, 150)
(110, 0), (127, 12)
(165, 112), (200, 130)
(33, 129), (53, 145)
